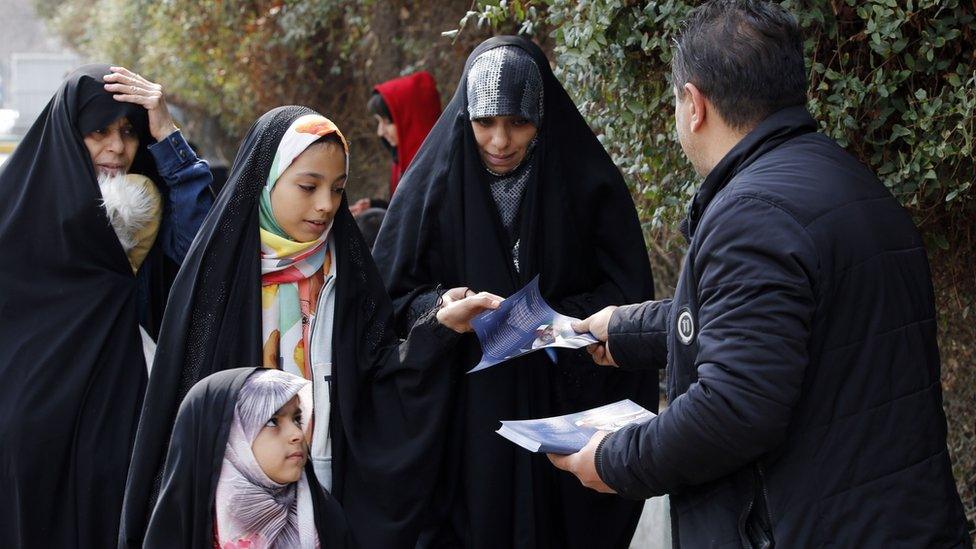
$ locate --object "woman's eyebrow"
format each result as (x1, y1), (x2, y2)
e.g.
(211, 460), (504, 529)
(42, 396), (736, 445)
(333, 173), (348, 185)
(294, 171), (325, 180)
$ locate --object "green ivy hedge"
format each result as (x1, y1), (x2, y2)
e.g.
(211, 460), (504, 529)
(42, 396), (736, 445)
(459, 0), (974, 229)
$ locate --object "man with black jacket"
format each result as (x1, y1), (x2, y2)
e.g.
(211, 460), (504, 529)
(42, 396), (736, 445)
(549, 1), (971, 546)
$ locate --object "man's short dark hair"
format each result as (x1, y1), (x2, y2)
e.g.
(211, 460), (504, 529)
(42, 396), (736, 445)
(672, 0), (807, 131)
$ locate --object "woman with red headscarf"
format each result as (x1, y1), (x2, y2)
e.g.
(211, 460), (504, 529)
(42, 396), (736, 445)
(369, 71), (442, 197)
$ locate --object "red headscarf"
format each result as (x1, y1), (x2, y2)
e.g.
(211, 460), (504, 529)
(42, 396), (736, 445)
(374, 71), (441, 196)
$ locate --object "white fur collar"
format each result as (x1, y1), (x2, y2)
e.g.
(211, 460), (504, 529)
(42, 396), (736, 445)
(98, 173), (159, 253)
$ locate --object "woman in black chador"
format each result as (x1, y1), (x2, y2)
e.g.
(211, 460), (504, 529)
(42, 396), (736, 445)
(0, 64), (212, 548)
(120, 105), (498, 548)
(372, 36), (658, 548)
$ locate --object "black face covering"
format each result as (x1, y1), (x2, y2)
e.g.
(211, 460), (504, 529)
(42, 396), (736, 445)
(0, 64), (163, 548)
(373, 36), (658, 548)
(122, 105), (457, 548)
(143, 367), (349, 549)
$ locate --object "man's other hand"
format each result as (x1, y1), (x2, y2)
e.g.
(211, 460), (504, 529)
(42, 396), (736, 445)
(547, 431), (616, 494)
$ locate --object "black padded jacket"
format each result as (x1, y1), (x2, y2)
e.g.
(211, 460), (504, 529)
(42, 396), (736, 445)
(596, 107), (970, 548)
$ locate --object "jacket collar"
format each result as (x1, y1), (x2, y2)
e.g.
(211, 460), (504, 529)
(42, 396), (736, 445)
(682, 106), (818, 241)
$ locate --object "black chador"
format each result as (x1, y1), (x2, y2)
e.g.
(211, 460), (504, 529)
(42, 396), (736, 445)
(0, 65), (172, 548)
(120, 106), (462, 548)
(373, 36), (658, 548)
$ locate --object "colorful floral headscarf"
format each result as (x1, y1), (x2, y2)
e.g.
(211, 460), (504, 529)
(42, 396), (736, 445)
(259, 115), (348, 379)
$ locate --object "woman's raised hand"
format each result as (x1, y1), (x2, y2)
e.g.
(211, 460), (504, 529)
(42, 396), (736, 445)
(103, 66), (179, 142)
(436, 287), (504, 333)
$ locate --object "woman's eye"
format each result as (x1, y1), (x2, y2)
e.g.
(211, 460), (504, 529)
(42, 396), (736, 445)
(121, 128), (136, 137)
(298, 184), (315, 192)
(332, 187), (345, 195)
(264, 417), (278, 427)
(294, 414), (304, 427)
(475, 118), (492, 127)
(513, 118), (528, 126)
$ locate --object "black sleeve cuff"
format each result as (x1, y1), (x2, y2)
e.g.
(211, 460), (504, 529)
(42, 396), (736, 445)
(412, 306), (462, 344)
(594, 431), (615, 485)
(607, 304), (650, 370)
(594, 424), (655, 500)
(607, 301), (669, 370)
(395, 305), (463, 367)
(405, 289), (444, 331)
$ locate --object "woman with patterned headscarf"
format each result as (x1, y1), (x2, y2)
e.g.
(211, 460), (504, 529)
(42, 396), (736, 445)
(121, 105), (501, 548)
(373, 36), (658, 548)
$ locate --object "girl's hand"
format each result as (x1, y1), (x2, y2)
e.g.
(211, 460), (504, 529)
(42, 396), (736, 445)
(103, 67), (179, 141)
(436, 289), (504, 333)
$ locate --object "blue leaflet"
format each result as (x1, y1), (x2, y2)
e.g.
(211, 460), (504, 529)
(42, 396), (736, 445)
(496, 399), (656, 454)
(469, 275), (598, 373)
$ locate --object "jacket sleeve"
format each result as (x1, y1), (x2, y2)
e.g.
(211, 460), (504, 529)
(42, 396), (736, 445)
(148, 130), (214, 264)
(606, 299), (672, 370)
(595, 195), (818, 499)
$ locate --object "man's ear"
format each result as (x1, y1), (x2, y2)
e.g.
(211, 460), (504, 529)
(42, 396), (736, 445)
(684, 82), (707, 133)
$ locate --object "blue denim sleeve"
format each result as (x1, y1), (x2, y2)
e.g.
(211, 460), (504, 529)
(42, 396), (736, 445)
(147, 130), (214, 263)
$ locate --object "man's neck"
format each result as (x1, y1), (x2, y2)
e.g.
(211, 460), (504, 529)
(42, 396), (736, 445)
(700, 127), (748, 177)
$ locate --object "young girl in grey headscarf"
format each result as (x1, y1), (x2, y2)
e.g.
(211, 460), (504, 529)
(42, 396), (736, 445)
(144, 367), (350, 548)
(215, 369), (317, 548)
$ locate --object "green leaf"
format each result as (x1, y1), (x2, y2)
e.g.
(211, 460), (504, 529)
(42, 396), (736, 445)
(891, 124), (913, 139)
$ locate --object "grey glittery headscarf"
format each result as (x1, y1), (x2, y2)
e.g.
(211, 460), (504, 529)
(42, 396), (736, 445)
(214, 369), (317, 549)
(466, 45), (544, 128)
(466, 45), (544, 272)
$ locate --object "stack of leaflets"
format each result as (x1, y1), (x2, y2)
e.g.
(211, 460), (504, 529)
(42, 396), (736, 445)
(496, 399), (656, 454)
(469, 276), (598, 373)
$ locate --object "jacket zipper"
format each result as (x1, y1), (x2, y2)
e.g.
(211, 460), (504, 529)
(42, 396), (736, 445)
(740, 487), (756, 549)
(739, 463), (775, 549)
(757, 463), (774, 528)
(307, 268), (335, 367)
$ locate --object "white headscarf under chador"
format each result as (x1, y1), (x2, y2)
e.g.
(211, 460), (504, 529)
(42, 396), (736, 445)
(214, 368), (318, 549)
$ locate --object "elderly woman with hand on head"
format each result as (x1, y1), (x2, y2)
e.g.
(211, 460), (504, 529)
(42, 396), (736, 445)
(0, 64), (212, 548)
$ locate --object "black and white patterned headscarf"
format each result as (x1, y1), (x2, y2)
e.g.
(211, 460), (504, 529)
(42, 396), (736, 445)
(466, 45), (544, 271)
(466, 45), (544, 127)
